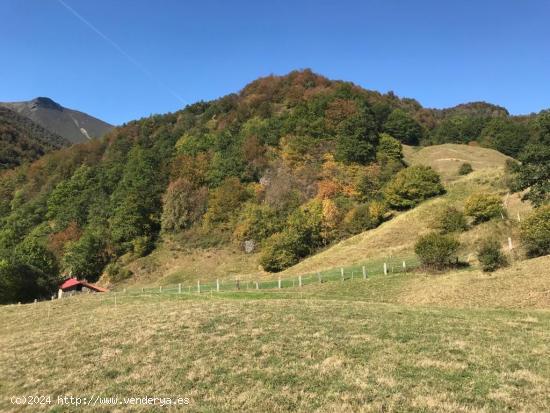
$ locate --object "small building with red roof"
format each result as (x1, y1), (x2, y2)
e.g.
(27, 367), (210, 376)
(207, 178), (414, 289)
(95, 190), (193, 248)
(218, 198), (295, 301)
(59, 277), (108, 297)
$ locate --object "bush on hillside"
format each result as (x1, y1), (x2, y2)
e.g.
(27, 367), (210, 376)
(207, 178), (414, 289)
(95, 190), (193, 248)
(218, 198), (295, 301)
(464, 193), (504, 224)
(384, 165), (445, 210)
(259, 231), (300, 272)
(414, 232), (460, 270)
(342, 202), (386, 235)
(520, 205), (550, 257)
(458, 163), (473, 175)
(260, 201), (325, 272)
(477, 238), (508, 272)
(432, 206), (468, 234)
(105, 262), (133, 283)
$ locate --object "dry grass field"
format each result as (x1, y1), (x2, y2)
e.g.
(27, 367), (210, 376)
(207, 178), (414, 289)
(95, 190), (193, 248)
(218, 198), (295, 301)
(1, 263), (549, 412)
(402, 143), (512, 182)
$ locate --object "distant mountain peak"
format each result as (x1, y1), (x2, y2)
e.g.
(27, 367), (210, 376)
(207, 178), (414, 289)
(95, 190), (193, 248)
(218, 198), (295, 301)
(31, 97), (63, 111)
(0, 98), (113, 144)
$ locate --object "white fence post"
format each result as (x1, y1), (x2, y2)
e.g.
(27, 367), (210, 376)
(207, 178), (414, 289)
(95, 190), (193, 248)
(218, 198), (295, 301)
(508, 237), (513, 251)
(299, 275), (302, 287)
(178, 283), (181, 294)
(403, 261), (406, 272)
(256, 281), (259, 290)
(159, 285), (162, 293)
(197, 280), (201, 294)
(278, 278), (281, 289)
(216, 279), (220, 292)
(341, 268), (344, 281)
(384, 263), (388, 275)
(362, 266), (367, 279)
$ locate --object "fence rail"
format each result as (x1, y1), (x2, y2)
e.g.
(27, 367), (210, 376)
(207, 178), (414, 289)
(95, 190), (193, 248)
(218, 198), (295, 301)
(114, 256), (420, 297)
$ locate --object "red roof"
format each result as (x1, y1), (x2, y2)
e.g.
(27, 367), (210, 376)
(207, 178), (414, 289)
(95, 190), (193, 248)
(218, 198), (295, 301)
(60, 278), (108, 292)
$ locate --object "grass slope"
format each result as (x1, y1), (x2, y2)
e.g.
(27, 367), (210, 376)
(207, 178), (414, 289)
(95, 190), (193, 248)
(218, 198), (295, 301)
(402, 143), (512, 182)
(1, 285), (549, 412)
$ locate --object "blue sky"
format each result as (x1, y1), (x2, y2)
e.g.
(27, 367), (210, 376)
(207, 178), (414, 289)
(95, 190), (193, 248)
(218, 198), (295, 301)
(1, 0), (549, 125)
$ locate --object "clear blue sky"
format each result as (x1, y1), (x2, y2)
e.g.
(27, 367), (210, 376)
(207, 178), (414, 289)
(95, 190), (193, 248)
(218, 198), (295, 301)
(1, 0), (549, 125)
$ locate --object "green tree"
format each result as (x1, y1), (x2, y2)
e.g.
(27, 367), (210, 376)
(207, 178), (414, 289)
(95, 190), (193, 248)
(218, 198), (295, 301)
(384, 166), (445, 209)
(464, 193), (504, 224)
(432, 206), (468, 234)
(335, 108), (378, 164)
(203, 177), (249, 229)
(161, 178), (208, 232)
(383, 109), (422, 145)
(511, 144), (550, 206)
(376, 133), (403, 165)
(480, 118), (529, 157)
(62, 229), (108, 281)
(415, 232), (460, 270)
(47, 165), (98, 228)
(477, 238), (507, 272)
(520, 205), (550, 257)
(109, 147), (161, 252)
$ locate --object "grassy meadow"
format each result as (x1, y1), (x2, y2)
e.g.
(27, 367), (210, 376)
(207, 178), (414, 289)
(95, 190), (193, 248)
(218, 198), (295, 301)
(2, 256), (550, 412)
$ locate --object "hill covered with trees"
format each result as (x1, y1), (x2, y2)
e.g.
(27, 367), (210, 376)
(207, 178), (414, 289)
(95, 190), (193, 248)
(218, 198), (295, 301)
(0, 70), (548, 303)
(0, 106), (70, 170)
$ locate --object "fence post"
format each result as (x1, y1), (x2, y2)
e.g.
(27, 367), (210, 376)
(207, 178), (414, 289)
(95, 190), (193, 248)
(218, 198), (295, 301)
(216, 279), (220, 292)
(508, 237), (513, 251)
(384, 262), (388, 275)
(34, 299), (37, 305)
(256, 281), (259, 290)
(362, 266), (367, 279)
(159, 285), (162, 293)
(197, 280), (201, 294)
(141, 287), (144, 293)
(178, 283), (181, 294)
(341, 267), (344, 281)
(403, 261), (406, 272)
(299, 275), (302, 287)
(278, 278), (281, 289)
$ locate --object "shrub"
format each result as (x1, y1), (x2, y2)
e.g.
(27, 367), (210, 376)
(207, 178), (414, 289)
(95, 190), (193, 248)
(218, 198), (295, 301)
(477, 239), (508, 272)
(464, 193), (504, 224)
(105, 262), (133, 283)
(384, 166), (445, 209)
(259, 231), (300, 272)
(414, 232), (460, 270)
(520, 205), (550, 257)
(260, 201), (325, 272)
(432, 206), (467, 234)
(458, 163), (473, 175)
(343, 201), (387, 235)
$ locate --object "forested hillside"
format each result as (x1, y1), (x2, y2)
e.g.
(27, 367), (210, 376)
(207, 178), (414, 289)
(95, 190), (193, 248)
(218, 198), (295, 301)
(0, 107), (69, 170)
(0, 70), (548, 303)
